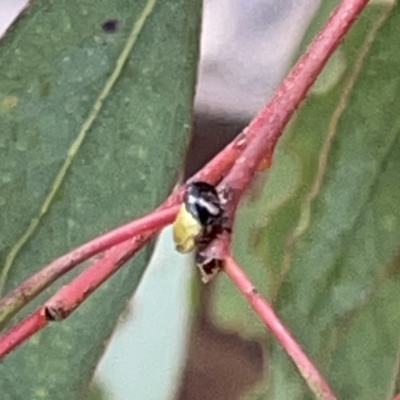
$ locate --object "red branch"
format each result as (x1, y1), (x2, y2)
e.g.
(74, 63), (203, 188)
(0, 205), (179, 326)
(0, 308), (47, 358)
(224, 256), (337, 400)
(44, 234), (151, 320)
(220, 0), (369, 214)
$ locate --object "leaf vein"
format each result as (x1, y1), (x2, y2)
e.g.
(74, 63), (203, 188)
(0, 0), (158, 295)
(277, 4), (393, 289)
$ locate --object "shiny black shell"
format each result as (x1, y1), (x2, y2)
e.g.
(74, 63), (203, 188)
(184, 182), (223, 229)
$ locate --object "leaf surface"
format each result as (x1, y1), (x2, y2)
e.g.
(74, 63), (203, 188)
(212, 2), (400, 399)
(0, 0), (201, 398)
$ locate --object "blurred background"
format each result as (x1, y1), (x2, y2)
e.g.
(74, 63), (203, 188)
(0, 1), (319, 399)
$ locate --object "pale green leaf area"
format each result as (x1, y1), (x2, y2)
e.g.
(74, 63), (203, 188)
(0, 0), (201, 399)
(212, 2), (400, 399)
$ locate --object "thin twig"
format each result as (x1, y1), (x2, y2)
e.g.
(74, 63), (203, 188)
(224, 256), (338, 400)
(0, 206), (179, 328)
(0, 308), (47, 359)
(0, 234), (152, 359)
(221, 0), (369, 216)
(44, 234), (150, 321)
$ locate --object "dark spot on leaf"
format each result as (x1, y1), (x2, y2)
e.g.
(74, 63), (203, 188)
(101, 19), (119, 33)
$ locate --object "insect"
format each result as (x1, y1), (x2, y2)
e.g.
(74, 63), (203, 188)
(172, 181), (224, 253)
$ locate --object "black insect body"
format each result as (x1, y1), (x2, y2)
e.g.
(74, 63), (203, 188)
(173, 181), (224, 253)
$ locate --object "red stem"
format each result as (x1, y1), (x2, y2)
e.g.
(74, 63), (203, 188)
(0, 205), (179, 327)
(0, 225), (165, 359)
(221, 0), (369, 213)
(0, 308), (47, 358)
(224, 256), (338, 400)
(44, 235), (150, 320)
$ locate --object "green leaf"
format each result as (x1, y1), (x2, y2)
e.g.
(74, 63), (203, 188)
(212, 2), (400, 399)
(0, 0), (201, 398)
(83, 380), (109, 400)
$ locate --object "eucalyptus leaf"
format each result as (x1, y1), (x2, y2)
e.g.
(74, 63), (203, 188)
(0, 0), (201, 398)
(213, 2), (400, 399)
